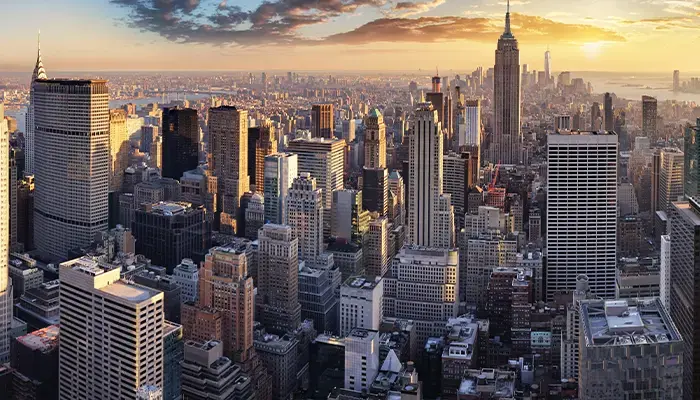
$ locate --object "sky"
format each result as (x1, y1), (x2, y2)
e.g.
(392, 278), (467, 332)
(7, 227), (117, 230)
(2, 0), (700, 72)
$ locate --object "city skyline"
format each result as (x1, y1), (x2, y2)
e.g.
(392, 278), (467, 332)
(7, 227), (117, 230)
(2, 0), (700, 72)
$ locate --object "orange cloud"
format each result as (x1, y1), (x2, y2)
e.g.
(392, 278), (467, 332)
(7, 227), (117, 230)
(325, 13), (626, 45)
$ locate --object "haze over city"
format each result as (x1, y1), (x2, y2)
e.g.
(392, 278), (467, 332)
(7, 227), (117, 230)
(3, 0), (700, 71)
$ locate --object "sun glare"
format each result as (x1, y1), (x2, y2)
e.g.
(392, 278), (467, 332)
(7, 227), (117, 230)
(582, 42), (604, 59)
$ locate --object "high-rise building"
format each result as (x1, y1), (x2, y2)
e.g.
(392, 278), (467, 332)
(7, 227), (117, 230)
(365, 217), (389, 277)
(342, 119), (356, 143)
(560, 275), (592, 381)
(331, 189), (368, 242)
(658, 148), (685, 213)
(425, 76), (444, 132)
(546, 131), (618, 300)
(248, 123), (277, 190)
(244, 193), (265, 240)
(462, 99), (481, 148)
(257, 224), (302, 334)
(591, 102), (602, 131)
(58, 257), (164, 399)
(669, 198), (700, 399)
(162, 107), (199, 180)
(109, 109), (130, 192)
(362, 168), (389, 217)
(674, 70), (681, 92)
(209, 106), (250, 233)
(364, 108), (386, 169)
(132, 202), (210, 272)
(150, 135), (162, 170)
(263, 153), (298, 225)
(578, 298), (683, 400)
(140, 125), (159, 153)
(642, 95), (658, 140)
(660, 234), (671, 311)
(491, 2), (521, 164)
(180, 166), (218, 220)
(287, 137), (345, 210)
(544, 49), (552, 84)
(344, 328), (380, 392)
(312, 104), (334, 139)
(298, 265), (339, 333)
(340, 276), (383, 336)
(11, 324), (60, 400)
(33, 79), (109, 259)
(0, 109), (10, 363)
(254, 332), (299, 400)
(287, 174), (324, 262)
(383, 245), (459, 346)
(407, 103), (454, 248)
(181, 340), (254, 400)
(388, 171), (405, 226)
(604, 92), (614, 132)
(465, 232), (518, 310)
(684, 118), (700, 198)
(25, 33), (47, 175)
(443, 152), (471, 229)
(197, 245), (255, 362)
(162, 321), (184, 400)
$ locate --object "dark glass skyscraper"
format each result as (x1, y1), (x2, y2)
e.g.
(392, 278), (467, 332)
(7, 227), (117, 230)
(162, 107), (199, 180)
(684, 118), (700, 198)
(604, 92), (614, 131)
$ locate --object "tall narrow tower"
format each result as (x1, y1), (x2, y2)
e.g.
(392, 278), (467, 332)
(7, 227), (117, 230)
(363, 108), (389, 216)
(25, 31), (48, 175)
(0, 106), (11, 363)
(408, 103), (455, 248)
(544, 48), (552, 84)
(491, 0), (521, 164)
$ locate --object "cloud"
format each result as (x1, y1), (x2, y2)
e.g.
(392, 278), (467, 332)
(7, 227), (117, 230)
(391, 0), (446, 16)
(619, 15), (700, 29)
(111, 0), (389, 45)
(325, 13), (626, 45)
(110, 1), (626, 47)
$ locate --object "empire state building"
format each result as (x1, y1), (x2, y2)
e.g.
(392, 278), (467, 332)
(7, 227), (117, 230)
(491, 0), (521, 165)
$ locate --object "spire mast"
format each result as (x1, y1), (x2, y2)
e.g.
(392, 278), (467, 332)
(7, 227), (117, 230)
(505, 0), (511, 34)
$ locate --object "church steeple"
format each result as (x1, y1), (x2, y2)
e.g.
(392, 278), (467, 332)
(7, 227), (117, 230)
(32, 30), (47, 81)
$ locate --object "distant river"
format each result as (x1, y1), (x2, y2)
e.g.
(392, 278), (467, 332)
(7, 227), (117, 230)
(573, 71), (700, 103)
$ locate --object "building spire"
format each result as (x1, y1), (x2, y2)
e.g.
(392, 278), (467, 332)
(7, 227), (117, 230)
(32, 30), (47, 81)
(504, 0), (511, 35)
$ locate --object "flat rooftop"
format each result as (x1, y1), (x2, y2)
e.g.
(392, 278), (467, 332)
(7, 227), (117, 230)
(580, 298), (682, 347)
(150, 201), (190, 216)
(100, 281), (162, 303)
(343, 276), (380, 290)
(549, 129), (617, 136)
(16, 324), (60, 353)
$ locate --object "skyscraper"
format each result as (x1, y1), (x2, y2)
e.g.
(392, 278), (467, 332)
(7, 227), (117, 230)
(263, 153), (298, 225)
(685, 118), (700, 198)
(603, 92), (614, 132)
(287, 137), (345, 210)
(669, 198), (700, 400)
(248, 123), (277, 190)
(544, 48), (552, 84)
(287, 173), (324, 262)
(591, 102), (602, 131)
(0, 107), (10, 363)
(657, 148), (685, 213)
(407, 102), (454, 248)
(674, 70), (681, 92)
(198, 245), (255, 363)
(25, 33), (47, 175)
(257, 224), (302, 334)
(546, 130), (618, 300)
(312, 104), (334, 139)
(363, 108), (389, 216)
(162, 107), (199, 180)
(209, 106), (250, 233)
(491, 1), (521, 164)
(109, 109), (129, 192)
(462, 99), (481, 148)
(364, 108), (386, 169)
(642, 95), (658, 139)
(58, 257), (164, 399)
(33, 79), (110, 258)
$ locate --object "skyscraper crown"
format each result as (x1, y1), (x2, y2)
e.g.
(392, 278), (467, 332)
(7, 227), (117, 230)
(32, 31), (47, 81)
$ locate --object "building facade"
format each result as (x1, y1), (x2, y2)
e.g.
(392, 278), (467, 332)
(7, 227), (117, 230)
(33, 79), (110, 258)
